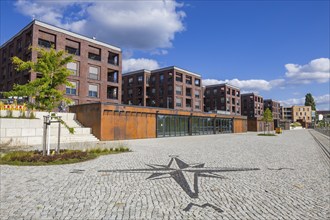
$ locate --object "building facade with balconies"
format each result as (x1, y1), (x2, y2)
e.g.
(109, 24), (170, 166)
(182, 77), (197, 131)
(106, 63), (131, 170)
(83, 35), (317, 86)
(204, 83), (241, 115)
(122, 66), (203, 112)
(0, 20), (122, 105)
(241, 93), (264, 118)
(263, 99), (281, 120)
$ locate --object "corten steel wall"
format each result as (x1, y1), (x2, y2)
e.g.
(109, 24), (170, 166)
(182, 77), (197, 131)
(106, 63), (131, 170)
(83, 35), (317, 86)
(71, 103), (248, 141)
(70, 103), (102, 139)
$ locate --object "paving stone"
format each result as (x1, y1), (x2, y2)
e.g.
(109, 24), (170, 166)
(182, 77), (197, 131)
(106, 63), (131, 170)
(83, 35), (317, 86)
(1, 130), (329, 219)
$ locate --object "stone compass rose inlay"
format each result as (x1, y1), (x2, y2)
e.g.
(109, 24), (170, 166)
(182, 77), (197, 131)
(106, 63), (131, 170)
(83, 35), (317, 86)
(98, 155), (260, 213)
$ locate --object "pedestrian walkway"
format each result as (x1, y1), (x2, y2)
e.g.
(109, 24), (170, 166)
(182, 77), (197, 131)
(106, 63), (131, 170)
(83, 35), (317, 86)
(0, 130), (329, 219)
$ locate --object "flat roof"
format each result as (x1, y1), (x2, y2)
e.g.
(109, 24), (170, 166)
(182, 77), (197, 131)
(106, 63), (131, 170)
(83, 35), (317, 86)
(122, 69), (151, 76)
(204, 83), (240, 90)
(241, 92), (263, 97)
(151, 66), (201, 77)
(1, 20), (121, 52)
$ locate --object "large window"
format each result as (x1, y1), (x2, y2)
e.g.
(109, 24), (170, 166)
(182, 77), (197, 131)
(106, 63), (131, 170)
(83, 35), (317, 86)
(176, 98), (182, 107)
(89, 66), (100, 80)
(66, 81), (77, 95)
(176, 86), (182, 95)
(38, 38), (54, 48)
(88, 84), (98, 97)
(67, 62), (79, 76)
(158, 116), (233, 137)
(88, 46), (101, 61)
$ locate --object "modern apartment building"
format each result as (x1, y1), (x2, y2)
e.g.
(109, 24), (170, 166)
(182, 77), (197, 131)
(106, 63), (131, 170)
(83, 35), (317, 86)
(281, 106), (293, 121)
(122, 69), (151, 106)
(0, 20), (122, 105)
(292, 105), (312, 125)
(241, 93), (264, 118)
(122, 66), (203, 112)
(263, 99), (281, 119)
(204, 83), (241, 115)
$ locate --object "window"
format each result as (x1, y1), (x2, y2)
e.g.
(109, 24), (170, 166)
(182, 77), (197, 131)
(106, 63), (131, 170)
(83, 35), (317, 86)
(67, 62), (79, 76)
(168, 85), (173, 95)
(89, 66), (100, 80)
(128, 89), (133, 97)
(206, 90), (210, 95)
(108, 52), (119, 65)
(213, 89), (217, 94)
(38, 38), (54, 48)
(107, 70), (118, 83)
(195, 90), (200, 98)
(186, 76), (192, 85)
(16, 39), (22, 52)
(88, 84), (98, 97)
(194, 79), (201, 86)
(195, 101), (201, 109)
(65, 46), (80, 56)
(88, 46), (101, 61)
(176, 86), (182, 95)
(186, 88), (192, 96)
(38, 31), (56, 48)
(107, 86), (118, 99)
(66, 81), (77, 95)
(152, 88), (156, 94)
(128, 77), (133, 85)
(176, 98), (182, 107)
(160, 74), (164, 83)
(138, 76), (143, 84)
(176, 73), (183, 82)
(220, 97), (225, 103)
(186, 99), (192, 107)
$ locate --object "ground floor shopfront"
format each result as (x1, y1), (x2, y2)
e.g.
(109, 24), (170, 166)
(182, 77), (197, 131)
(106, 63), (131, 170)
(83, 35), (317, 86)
(70, 103), (247, 141)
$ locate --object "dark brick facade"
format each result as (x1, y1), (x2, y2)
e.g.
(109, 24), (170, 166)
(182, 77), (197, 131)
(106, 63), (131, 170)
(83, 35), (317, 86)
(263, 99), (281, 120)
(241, 93), (264, 118)
(0, 20), (122, 105)
(122, 67), (203, 112)
(204, 84), (241, 115)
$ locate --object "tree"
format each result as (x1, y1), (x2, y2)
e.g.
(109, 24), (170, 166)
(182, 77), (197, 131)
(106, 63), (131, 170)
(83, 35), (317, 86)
(4, 47), (74, 155)
(262, 108), (273, 134)
(4, 47), (74, 112)
(305, 93), (316, 110)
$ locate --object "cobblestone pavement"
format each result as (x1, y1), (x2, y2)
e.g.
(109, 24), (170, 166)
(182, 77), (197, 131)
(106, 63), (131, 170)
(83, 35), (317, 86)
(1, 129), (329, 220)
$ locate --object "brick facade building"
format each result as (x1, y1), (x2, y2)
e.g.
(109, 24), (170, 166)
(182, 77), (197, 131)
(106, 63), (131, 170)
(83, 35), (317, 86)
(0, 20), (122, 105)
(263, 99), (281, 119)
(122, 66), (203, 112)
(204, 83), (241, 115)
(241, 93), (264, 118)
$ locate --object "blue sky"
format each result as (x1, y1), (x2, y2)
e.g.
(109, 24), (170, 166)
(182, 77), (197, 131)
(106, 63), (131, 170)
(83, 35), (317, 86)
(1, 0), (329, 109)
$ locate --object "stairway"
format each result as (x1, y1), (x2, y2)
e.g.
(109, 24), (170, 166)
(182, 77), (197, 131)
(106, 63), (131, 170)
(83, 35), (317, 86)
(0, 111), (99, 147)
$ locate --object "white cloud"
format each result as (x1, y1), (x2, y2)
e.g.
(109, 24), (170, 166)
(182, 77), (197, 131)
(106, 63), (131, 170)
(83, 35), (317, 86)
(202, 78), (285, 92)
(15, 0), (185, 50)
(122, 58), (160, 73)
(279, 94), (330, 110)
(285, 58), (330, 83)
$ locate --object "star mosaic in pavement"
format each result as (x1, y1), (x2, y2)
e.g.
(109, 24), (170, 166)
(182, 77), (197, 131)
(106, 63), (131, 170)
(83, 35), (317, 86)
(98, 155), (260, 199)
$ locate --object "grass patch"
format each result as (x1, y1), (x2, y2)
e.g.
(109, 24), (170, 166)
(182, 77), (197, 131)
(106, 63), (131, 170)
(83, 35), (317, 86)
(258, 133), (277, 136)
(0, 147), (130, 166)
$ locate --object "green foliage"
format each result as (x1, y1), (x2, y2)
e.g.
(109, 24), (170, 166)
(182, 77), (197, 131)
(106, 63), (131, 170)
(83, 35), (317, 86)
(29, 111), (36, 119)
(19, 111), (26, 118)
(262, 108), (273, 123)
(7, 110), (13, 118)
(3, 47), (74, 112)
(0, 147), (130, 166)
(290, 122), (302, 128)
(304, 93), (316, 110)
